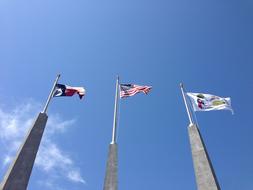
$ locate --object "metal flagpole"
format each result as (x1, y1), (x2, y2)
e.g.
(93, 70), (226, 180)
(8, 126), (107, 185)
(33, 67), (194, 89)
(111, 76), (119, 144)
(180, 83), (194, 125)
(42, 74), (61, 113)
(180, 83), (220, 190)
(103, 76), (119, 190)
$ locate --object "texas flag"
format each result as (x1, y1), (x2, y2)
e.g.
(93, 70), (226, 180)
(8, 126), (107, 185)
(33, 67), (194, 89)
(53, 84), (85, 99)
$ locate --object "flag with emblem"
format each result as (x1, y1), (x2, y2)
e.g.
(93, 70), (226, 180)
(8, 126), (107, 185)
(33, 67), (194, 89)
(187, 92), (233, 113)
(53, 84), (85, 99)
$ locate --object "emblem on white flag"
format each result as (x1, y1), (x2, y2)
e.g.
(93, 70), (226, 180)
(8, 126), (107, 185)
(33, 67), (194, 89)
(187, 93), (233, 113)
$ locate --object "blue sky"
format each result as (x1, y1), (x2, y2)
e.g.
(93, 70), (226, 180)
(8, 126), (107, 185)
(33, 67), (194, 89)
(0, 0), (253, 189)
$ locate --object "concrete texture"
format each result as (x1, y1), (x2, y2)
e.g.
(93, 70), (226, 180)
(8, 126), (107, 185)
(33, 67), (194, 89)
(1, 112), (48, 190)
(103, 143), (118, 190)
(188, 124), (221, 190)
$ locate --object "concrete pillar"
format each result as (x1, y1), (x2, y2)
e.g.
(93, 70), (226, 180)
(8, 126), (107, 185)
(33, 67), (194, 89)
(103, 143), (118, 190)
(1, 112), (48, 190)
(188, 124), (221, 190)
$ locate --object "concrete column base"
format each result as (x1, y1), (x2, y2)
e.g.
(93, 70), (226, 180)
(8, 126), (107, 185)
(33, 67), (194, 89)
(188, 124), (220, 190)
(1, 112), (48, 190)
(103, 143), (118, 190)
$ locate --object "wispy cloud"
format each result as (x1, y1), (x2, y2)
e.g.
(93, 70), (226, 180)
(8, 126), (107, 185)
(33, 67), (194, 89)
(0, 101), (85, 189)
(67, 170), (86, 184)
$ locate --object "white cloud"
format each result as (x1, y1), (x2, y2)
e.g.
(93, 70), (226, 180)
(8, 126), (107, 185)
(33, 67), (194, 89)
(2, 155), (12, 167)
(67, 170), (86, 184)
(36, 142), (72, 172)
(46, 114), (76, 134)
(0, 101), (85, 189)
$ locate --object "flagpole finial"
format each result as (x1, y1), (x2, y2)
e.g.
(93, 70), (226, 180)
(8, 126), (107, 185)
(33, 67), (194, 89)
(180, 83), (184, 88)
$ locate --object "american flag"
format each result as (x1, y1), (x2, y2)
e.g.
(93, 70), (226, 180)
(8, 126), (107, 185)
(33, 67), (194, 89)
(120, 84), (152, 98)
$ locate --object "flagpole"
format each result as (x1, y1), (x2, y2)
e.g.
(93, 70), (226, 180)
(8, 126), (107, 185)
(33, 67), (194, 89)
(42, 74), (61, 114)
(111, 76), (119, 144)
(180, 83), (194, 125)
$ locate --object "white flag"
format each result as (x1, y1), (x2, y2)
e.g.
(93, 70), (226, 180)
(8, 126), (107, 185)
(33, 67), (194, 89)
(187, 92), (233, 113)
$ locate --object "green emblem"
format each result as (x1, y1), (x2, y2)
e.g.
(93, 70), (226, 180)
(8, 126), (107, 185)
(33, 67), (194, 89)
(212, 100), (226, 106)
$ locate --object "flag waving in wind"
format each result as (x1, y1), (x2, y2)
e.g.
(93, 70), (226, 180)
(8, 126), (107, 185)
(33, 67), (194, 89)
(53, 84), (85, 99)
(120, 84), (152, 98)
(187, 92), (233, 113)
